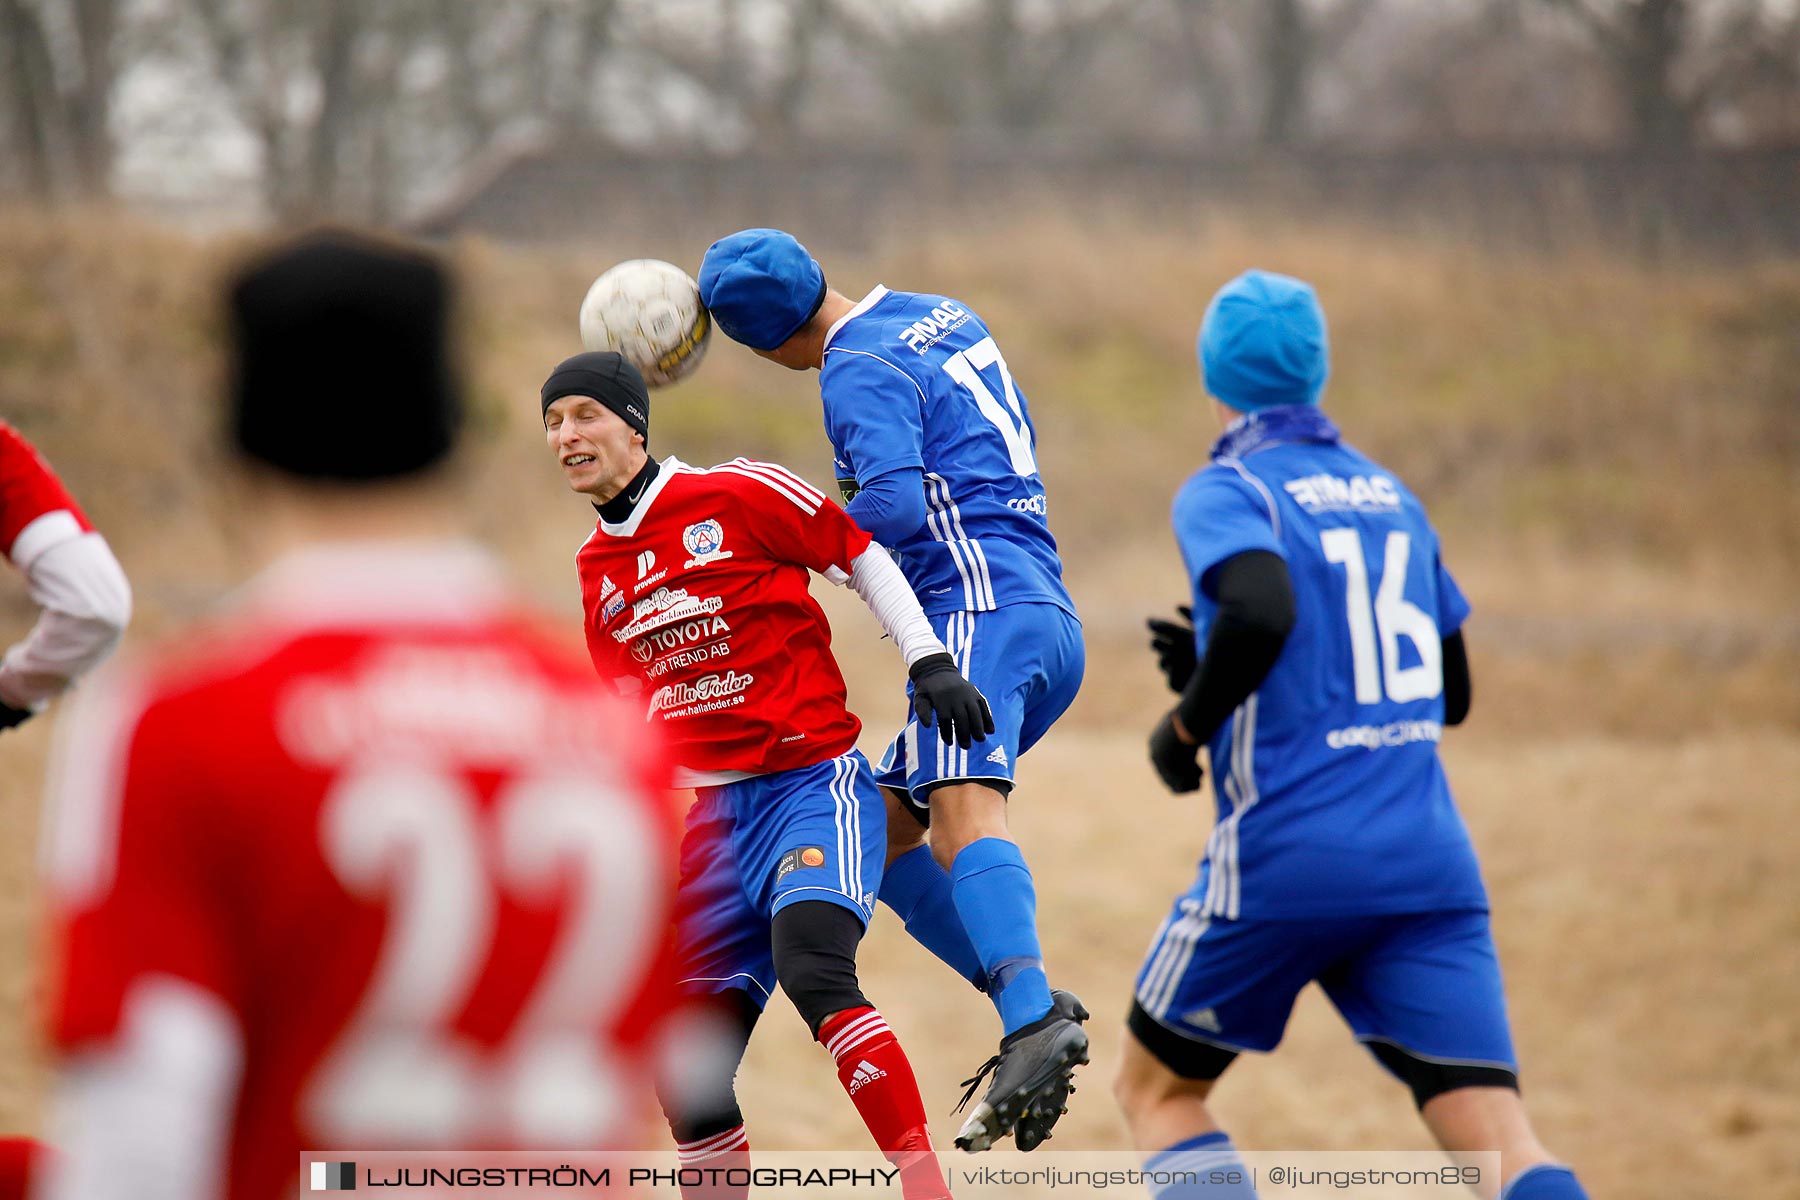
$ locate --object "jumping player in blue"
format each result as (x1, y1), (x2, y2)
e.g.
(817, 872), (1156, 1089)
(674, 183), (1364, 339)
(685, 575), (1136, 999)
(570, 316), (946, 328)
(699, 229), (1088, 1153)
(1114, 270), (1588, 1200)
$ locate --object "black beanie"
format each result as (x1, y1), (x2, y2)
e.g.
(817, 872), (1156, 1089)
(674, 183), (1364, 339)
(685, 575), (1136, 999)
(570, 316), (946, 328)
(540, 351), (650, 440)
(228, 230), (461, 481)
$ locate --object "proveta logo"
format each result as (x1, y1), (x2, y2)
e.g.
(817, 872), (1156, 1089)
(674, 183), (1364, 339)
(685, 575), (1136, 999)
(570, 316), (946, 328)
(636, 550), (657, 579)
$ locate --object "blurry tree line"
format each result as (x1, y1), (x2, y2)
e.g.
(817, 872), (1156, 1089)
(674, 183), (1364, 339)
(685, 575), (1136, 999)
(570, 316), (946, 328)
(2, 0), (1798, 223)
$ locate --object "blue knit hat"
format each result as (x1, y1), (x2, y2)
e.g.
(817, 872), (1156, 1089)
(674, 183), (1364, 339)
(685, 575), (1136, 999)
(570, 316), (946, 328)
(1198, 269), (1330, 412)
(697, 229), (828, 351)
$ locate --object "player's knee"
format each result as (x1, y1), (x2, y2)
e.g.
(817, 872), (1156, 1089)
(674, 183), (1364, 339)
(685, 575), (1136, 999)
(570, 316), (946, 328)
(1116, 1012), (1225, 1119)
(1113, 1047), (1193, 1109)
(1368, 1039), (1519, 1110)
(1110, 1056), (1155, 1114)
(770, 902), (869, 1037)
(664, 1099), (746, 1146)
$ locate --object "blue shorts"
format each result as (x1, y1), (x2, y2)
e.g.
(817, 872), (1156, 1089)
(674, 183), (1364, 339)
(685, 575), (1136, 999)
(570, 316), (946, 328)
(1133, 905), (1517, 1075)
(674, 750), (885, 1007)
(875, 602), (1084, 803)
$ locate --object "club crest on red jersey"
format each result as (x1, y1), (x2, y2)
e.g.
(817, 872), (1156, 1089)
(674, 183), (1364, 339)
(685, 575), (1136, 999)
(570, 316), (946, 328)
(682, 519), (733, 568)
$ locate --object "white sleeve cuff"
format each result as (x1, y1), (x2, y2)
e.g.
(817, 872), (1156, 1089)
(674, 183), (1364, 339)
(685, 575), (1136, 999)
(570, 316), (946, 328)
(0, 532), (132, 707)
(843, 546), (947, 667)
(8, 509), (83, 570)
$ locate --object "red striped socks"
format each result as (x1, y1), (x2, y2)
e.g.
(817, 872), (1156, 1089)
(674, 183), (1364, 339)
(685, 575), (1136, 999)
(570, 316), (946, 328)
(675, 1125), (750, 1200)
(817, 1006), (949, 1200)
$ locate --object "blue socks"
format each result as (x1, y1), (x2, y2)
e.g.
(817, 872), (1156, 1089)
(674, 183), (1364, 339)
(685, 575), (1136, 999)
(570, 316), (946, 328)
(879, 845), (990, 996)
(1146, 1132), (1257, 1199)
(949, 837), (1052, 1034)
(1500, 1165), (1588, 1200)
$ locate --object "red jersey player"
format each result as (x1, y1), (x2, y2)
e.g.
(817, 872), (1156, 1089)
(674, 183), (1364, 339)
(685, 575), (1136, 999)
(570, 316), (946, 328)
(35, 235), (681, 1200)
(0, 420), (130, 732)
(541, 351), (993, 1200)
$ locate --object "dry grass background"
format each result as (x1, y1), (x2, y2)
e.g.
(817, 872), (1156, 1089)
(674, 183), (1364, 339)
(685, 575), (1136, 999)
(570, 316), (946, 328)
(0, 210), (1796, 1197)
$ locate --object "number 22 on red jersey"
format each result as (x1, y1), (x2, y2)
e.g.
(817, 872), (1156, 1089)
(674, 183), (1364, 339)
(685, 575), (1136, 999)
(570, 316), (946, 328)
(43, 627), (681, 1176)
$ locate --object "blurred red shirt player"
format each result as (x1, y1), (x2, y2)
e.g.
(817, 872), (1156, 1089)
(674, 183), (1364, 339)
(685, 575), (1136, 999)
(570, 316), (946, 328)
(34, 234), (681, 1200)
(0, 423), (129, 1199)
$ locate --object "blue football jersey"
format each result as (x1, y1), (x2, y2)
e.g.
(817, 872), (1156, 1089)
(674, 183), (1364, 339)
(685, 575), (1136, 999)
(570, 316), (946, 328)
(819, 287), (1073, 617)
(1174, 419), (1487, 920)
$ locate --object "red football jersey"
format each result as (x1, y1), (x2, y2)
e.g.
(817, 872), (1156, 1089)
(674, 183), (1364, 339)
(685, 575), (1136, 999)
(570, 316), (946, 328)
(0, 421), (93, 563)
(578, 458), (873, 782)
(41, 544), (679, 1200)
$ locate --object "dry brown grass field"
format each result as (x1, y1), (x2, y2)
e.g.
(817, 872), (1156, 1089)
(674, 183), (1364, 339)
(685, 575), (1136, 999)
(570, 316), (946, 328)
(0, 212), (1796, 1197)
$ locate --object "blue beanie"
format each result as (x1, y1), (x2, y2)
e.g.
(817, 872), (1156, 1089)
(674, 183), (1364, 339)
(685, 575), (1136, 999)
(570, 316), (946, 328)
(1198, 269), (1330, 412)
(697, 229), (828, 351)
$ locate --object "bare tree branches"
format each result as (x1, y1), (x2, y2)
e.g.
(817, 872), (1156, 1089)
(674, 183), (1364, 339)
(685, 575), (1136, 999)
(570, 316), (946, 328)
(0, 0), (121, 199)
(0, 0), (58, 196)
(5, 0), (1800, 218)
(1535, 0), (1794, 149)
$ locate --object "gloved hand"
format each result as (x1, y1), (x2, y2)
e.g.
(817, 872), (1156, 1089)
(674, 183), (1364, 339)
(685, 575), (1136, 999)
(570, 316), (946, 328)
(1147, 605), (1198, 693)
(1149, 710), (1203, 793)
(909, 652), (996, 749)
(0, 702), (36, 733)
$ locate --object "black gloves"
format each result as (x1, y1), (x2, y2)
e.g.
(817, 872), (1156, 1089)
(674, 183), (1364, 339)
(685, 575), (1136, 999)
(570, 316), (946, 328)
(1147, 605), (1198, 693)
(909, 652), (995, 749)
(1149, 710), (1203, 793)
(0, 702), (35, 733)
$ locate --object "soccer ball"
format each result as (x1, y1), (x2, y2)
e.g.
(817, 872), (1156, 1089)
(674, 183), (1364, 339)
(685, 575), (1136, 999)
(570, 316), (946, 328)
(578, 259), (711, 389)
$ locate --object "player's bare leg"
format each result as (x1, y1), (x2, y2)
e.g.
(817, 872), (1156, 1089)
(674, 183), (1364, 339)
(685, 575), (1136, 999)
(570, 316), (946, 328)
(923, 780), (1010, 865)
(928, 781), (1089, 1152)
(1422, 1088), (1583, 1200)
(1112, 1035), (1255, 1198)
(1112, 1034), (1222, 1150)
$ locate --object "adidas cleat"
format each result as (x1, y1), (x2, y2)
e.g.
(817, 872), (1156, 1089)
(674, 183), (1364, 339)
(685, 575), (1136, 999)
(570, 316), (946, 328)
(953, 990), (1091, 1153)
(1012, 991), (1090, 1151)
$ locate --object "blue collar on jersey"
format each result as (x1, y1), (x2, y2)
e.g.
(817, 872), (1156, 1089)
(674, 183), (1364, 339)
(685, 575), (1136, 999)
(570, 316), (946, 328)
(1210, 404), (1341, 461)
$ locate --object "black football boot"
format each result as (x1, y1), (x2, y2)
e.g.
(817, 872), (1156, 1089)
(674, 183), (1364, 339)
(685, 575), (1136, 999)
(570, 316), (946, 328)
(953, 989), (1091, 1152)
(1011, 991), (1089, 1151)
